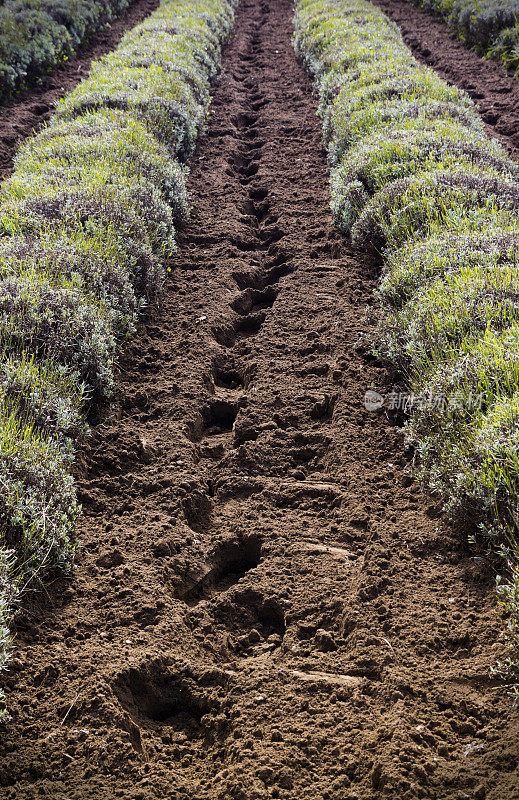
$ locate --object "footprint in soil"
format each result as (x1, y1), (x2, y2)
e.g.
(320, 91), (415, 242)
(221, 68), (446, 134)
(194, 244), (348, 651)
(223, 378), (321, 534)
(308, 392), (339, 421)
(211, 354), (256, 392)
(211, 308), (266, 346)
(231, 286), (278, 316)
(232, 256), (293, 292)
(249, 186), (268, 201)
(234, 311), (266, 337)
(245, 139), (265, 152)
(259, 224), (285, 246)
(232, 112), (258, 130)
(288, 431), (332, 470)
(113, 658), (228, 741)
(213, 363), (246, 391)
(201, 399), (240, 436)
(240, 195), (267, 219)
(241, 162), (260, 179)
(214, 587), (287, 647)
(211, 319), (238, 348)
(174, 533), (262, 605)
(180, 487), (213, 532)
(187, 397), (243, 443)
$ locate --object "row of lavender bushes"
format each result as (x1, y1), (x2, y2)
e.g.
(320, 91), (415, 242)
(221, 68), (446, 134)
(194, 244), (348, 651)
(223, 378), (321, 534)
(294, 0), (519, 685)
(406, 0), (519, 73)
(0, 0), (238, 715)
(0, 0), (133, 101)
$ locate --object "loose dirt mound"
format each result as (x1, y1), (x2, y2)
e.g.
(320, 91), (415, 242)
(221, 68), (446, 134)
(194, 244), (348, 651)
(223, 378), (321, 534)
(0, 0), (518, 798)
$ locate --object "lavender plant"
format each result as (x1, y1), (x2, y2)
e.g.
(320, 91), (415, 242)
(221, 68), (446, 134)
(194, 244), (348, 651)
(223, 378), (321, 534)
(294, 0), (519, 681)
(0, 0), (238, 712)
(0, 0), (132, 101)
(406, 0), (519, 73)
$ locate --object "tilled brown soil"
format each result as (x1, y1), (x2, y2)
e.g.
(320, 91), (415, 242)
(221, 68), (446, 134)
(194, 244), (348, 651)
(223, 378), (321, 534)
(373, 0), (519, 159)
(0, 0), (158, 180)
(1, 0), (519, 798)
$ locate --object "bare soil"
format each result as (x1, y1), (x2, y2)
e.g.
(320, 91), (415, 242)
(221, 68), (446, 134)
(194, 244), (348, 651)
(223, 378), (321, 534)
(0, 0), (518, 798)
(0, 0), (159, 181)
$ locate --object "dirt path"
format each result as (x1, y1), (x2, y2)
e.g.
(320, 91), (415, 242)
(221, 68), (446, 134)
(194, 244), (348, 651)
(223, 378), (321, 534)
(373, 0), (519, 160)
(1, 0), (518, 798)
(0, 0), (159, 181)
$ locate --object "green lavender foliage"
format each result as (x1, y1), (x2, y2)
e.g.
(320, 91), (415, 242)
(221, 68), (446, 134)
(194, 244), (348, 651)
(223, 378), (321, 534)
(406, 0), (519, 73)
(0, 0), (237, 712)
(294, 0), (519, 672)
(0, 0), (131, 101)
